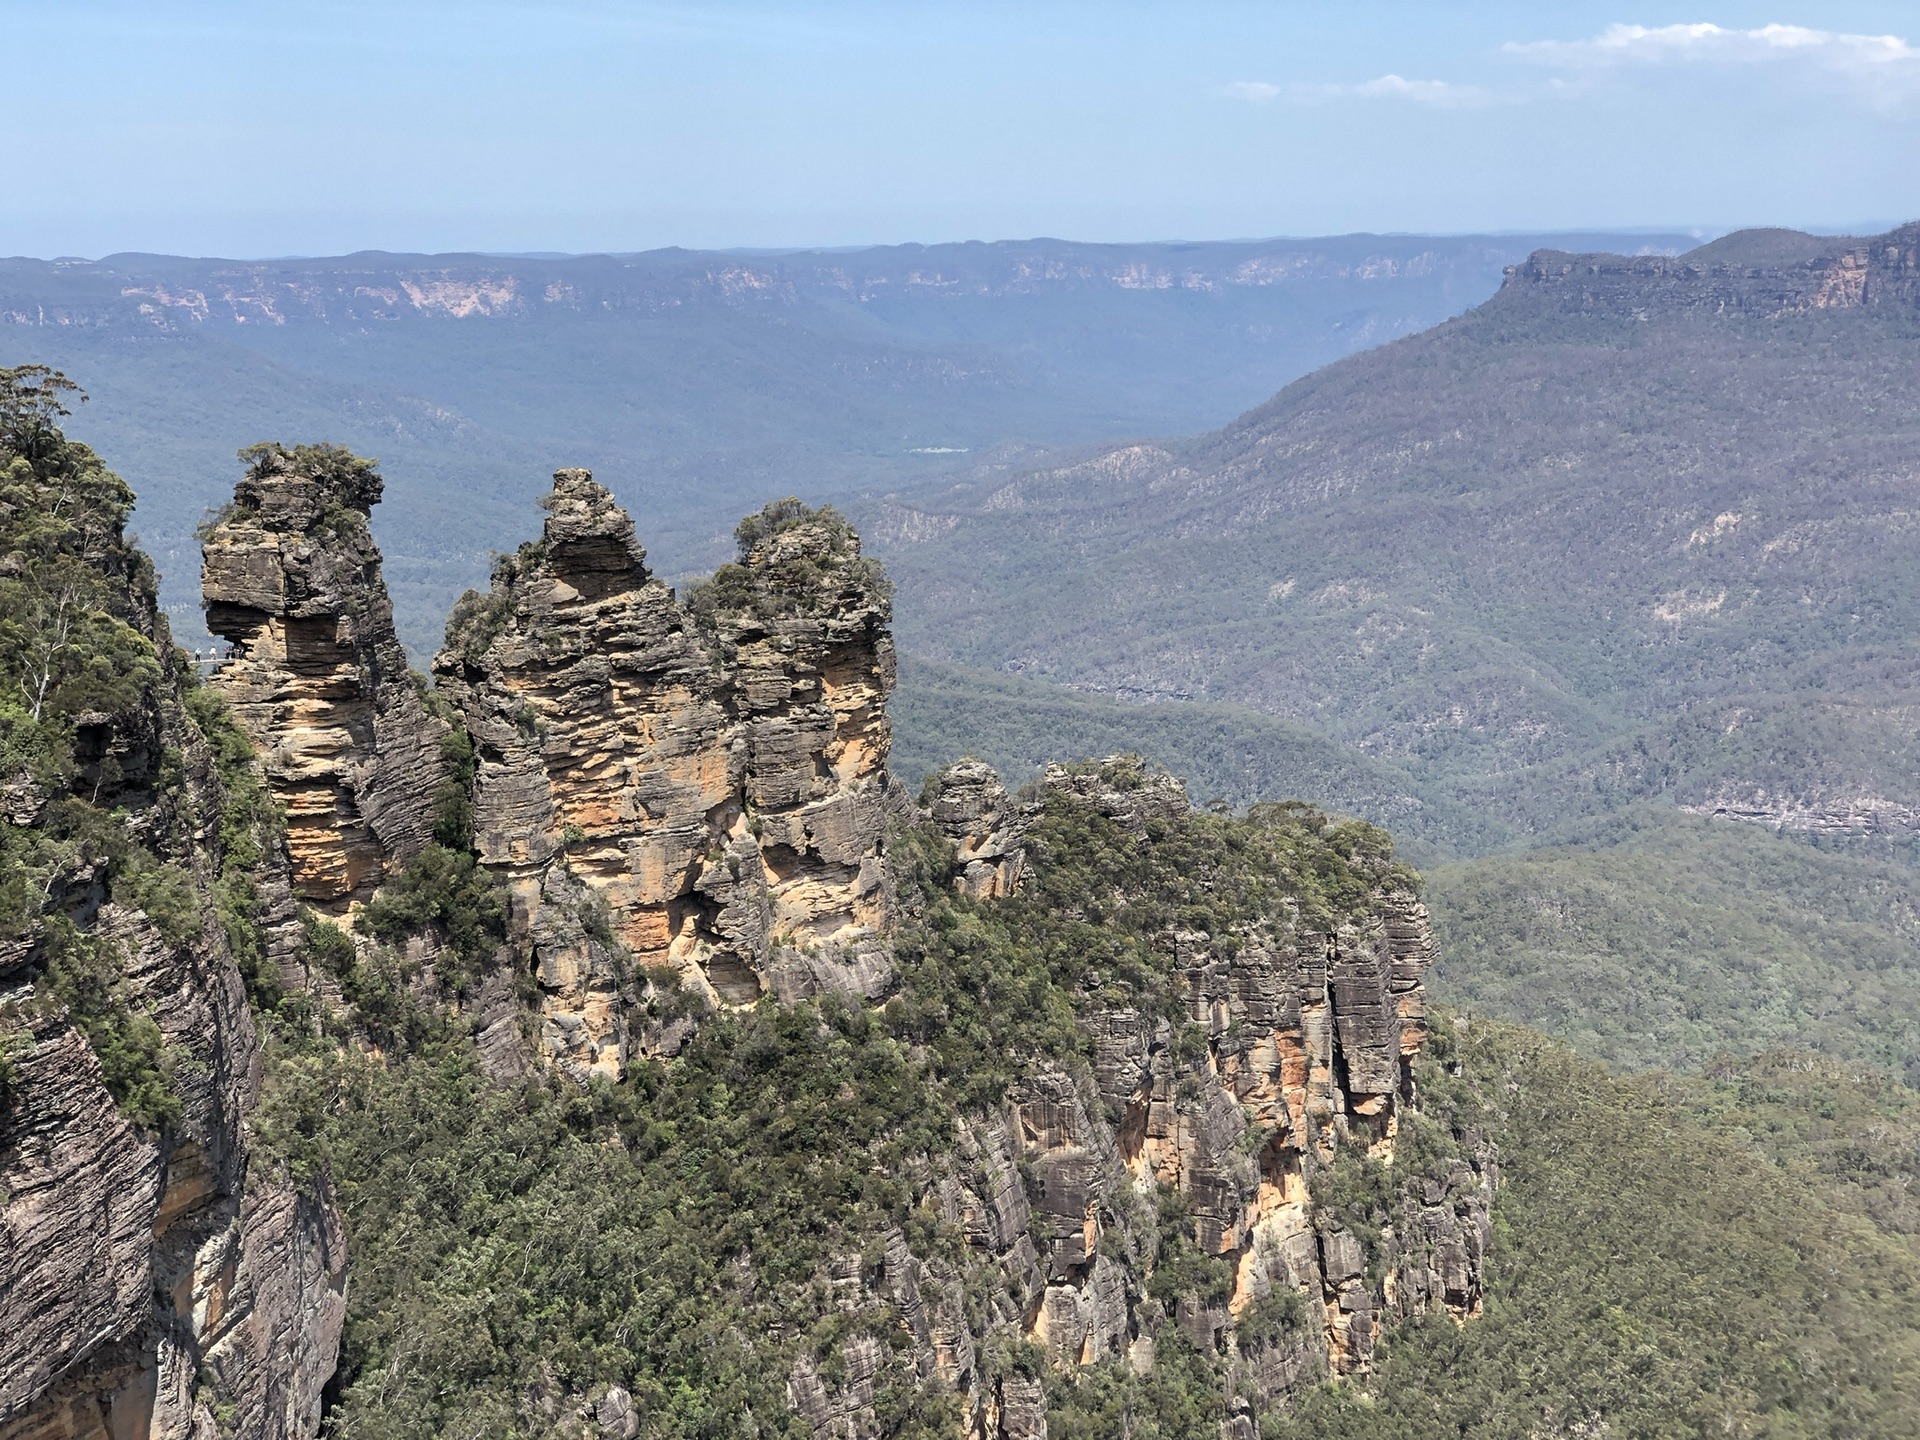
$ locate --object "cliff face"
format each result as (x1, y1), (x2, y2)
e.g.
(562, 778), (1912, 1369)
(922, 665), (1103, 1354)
(178, 455), (1487, 1430)
(430, 473), (895, 1078)
(927, 760), (1028, 900)
(843, 762), (1492, 1437)
(1506, 221), (1920, 318)
(201, 444), (447, 913)
(1, 419), (344, 1439)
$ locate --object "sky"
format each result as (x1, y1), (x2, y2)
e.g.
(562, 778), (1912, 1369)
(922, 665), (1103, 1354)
(7, 1), (1920, 257)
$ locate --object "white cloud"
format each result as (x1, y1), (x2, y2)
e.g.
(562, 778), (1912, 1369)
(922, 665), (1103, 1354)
(1221, 80), (1282, 103)
(1506, 22), (1920, 104)
(1232, 73), (1492, 109)
(1228, 22), (1920, 117)
(1508, 22), (1919, 68)
(1342, 74), (1490, 107)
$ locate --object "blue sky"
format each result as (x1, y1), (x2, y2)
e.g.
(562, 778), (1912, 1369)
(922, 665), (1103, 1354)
(8, 1), (1920, 256)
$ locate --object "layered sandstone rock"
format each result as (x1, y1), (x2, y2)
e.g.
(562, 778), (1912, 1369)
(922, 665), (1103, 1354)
(3, 544), (344, 1438)
(4, 915), (345, 1440)
(202, 444), (447, 911)
(859, 762), (1490, 1435)
(926, 760), (1028, 899)
(1508, 220), (1920, 318)
(431, 474), (896, 1077)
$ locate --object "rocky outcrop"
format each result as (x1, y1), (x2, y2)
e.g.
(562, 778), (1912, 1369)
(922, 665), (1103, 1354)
(1507, 221), (1920, 319)
(0, 1015), (164, 1427)
(15, 893), (339, 1440)
(431, 474), (895, 1078)
(926, 760), (1028, 899)
(4, 446), (345, 1438)
(1681, 788), (1920, 841)
(132, 440), (1486, 1434)
(832, 761), (1492, 1434)
(201, 444), (447, 911)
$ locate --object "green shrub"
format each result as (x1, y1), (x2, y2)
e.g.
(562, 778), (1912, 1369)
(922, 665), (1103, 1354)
(358, 843), (507, 980)
(431, 727), (477, 849)
(1235, 1288), (1308, 1351)
(302, 909), (358, 982)
(113, 851), (201, 947)
(441, 588), (513, 670)
(184, 686), (284, 1014)
(0, 1023), (29, 1110)
(39, 917), (180, 1130)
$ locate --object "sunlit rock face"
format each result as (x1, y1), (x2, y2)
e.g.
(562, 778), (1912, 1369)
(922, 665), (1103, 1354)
(796, 761), (1492, 1436)
(926, 759), (1029, 900)
(1005, 765), (1485, 1389)
(201, 445), (447, 912)
(431, 473), (898, 1078)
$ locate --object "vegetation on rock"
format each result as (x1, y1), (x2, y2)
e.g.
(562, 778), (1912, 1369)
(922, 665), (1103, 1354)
(685, 497), (892, 645)
(256, 762), (1432, 1438)
(0, 365), (184, 1127)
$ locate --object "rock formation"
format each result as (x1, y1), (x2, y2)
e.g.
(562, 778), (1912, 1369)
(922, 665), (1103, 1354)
(11, 423), (1488, 1438)
(201, 443), (447, 912)
(926, 759), (1028, 899)
(430, 474), (896, 1077)
(1508, 220), (1920, 318)
(2, 435), (345, 1438)
(909, 761), (1492, 1431)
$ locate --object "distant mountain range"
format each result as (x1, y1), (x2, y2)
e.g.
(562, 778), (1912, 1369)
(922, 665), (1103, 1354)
(870, 223), (1920, 850)
(0, 231), (1692, 654)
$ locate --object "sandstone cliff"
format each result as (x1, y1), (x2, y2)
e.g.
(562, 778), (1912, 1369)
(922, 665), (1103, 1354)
(781, 760), (1493, 1438)
(1506, 220), (1920, 318)
(1, 417), (344, 1439)
(430, 474), (896, 1077)
(175, 447), (1489, 1433)
(201, 443), (447, 913)
(179, 451), (1487, 1432)
(6, 421), (1491, 1437)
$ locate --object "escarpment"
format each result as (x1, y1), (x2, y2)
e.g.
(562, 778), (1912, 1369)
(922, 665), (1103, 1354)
(201, 443), (448, 911)
(429, 473), (896, 1076)
(1, 403), (344, 1440)
(904, 761), (1490, 1434)
(17, 420), (1491, 1438)
(1506, 220), (1920, 318)
(187, 453), (1488, 1430)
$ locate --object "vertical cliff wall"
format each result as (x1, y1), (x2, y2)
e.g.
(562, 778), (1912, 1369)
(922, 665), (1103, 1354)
(870, 761), (1492, 1438)
(172, 447), (1487, 1433)
(1, 412), (344, 1440)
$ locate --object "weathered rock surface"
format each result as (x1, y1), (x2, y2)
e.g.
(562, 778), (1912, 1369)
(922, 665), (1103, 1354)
(4, 511), (345, 1438)
(1507, 221), (1920, 318)
(926, 760), (1028, 899)
(15, 379), (1492, 1440)
(0, 1015), (163, 1425)
(432, 474), (896, 1077)
(861, 763), (1492, 1433)
(202, 444), (447, 910)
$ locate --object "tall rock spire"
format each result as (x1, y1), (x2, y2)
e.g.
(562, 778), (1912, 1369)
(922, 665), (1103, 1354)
(200, 444), (448, 911)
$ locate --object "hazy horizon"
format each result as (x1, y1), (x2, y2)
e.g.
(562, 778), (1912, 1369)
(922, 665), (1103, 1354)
(11, 223), (1757, 266)
(10, 218), (1907, 274)
(10, 2), (1920, 258)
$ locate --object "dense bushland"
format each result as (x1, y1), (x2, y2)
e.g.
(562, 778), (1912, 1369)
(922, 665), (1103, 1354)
(257, 769), (1415, 1439)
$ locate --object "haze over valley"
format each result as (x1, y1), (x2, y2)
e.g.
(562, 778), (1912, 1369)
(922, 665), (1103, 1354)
(9, 5), (1920, 1438)
(1, 232), (1691, 654)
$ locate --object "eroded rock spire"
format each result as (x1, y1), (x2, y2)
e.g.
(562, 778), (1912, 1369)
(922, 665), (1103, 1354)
(432, 472), (897, 1077)
(200, 444), (447, 910)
